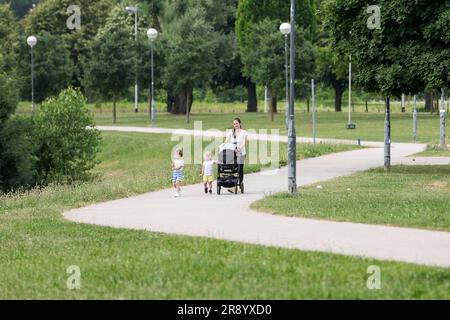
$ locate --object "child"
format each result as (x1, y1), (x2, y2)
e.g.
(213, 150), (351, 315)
(172, 149), (184, 197)
(201, 151), (216, 194)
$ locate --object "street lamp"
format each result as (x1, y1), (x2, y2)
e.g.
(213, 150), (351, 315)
(27, 35), (37, 117)
(280, 22), (291, 130)
(288, 0), (297, 195)
(347, 54), (356, 129)
(126, 5), (139, 113)
(147, 28), (158, 127)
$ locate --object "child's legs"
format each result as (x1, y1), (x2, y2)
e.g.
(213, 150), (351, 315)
(176, 181), (181, 192)
(208, 181), (213, 190)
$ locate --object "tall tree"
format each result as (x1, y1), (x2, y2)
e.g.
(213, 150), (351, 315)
(315, 45), (347, 112)
(162, 0), (225, 115)
(324, 0), (450, 98)
(236, 0), (316, 112)
(0, 3), (20, 73)
(81, 5), (134, 123)
(21, 0), (116, 91)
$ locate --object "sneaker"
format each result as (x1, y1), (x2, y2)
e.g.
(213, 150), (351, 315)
(174, 192), (180, 198)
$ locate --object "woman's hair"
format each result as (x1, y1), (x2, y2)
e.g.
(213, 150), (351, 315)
(233, 117), (242, 130)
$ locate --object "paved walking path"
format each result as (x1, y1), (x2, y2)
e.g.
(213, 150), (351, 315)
(65, 127), (450, 268)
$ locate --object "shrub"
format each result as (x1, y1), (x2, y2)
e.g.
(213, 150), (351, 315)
(34, 88), (101, 183)
(0, 117), (37, 192)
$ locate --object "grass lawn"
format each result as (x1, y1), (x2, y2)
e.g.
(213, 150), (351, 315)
(415, 145), (450, 157)
(1, 132), (448, 299)
(252, 165), (450, 232)
(17, 100), (449, 144)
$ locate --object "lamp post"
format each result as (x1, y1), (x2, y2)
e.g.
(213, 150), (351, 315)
(280, 22), (291, 130)
(126, 5), (139, 113)
(147, 28), (158, 128)
(347, 54), (356, 129)
(288, 0), (297, 195)
(440, 88), (446, 148)
(27, 35), (37, 117)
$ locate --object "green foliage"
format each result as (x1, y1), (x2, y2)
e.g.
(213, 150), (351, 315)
(0, 0), (41, 19)
(33, 88), (101, 183)
(82, 5), (134, 101)
(236, 0), (316, 98)
(240, 18), (315, 97)
(162, 4), (222, 93)
(18, 32), (75, 102)
(324, 0), (450, 96)
(0, 3), (20, 72)
(0, 56), (19, 123)
(0, 117), (37, 192)
(21, 0), (117, 89)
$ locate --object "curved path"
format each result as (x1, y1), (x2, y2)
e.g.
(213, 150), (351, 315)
(65, 128), (450, 268)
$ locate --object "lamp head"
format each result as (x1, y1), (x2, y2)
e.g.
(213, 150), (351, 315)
(147, 28), (158, 41)
(27, 36), (37, 48)
(280, 23), (291, 35)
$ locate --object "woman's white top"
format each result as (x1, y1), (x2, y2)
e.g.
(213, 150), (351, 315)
(227, 129), (247, 156)
(173, 159), (184, 171)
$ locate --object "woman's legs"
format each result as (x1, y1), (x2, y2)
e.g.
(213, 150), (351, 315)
(239, 164), (244, 186)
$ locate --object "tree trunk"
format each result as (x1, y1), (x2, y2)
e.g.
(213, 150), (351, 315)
(112, 94), (117, 124)
(365, 100), (368, 112)
(307, 98), (310, 113)
(246, 81), (258, 112)
(167, 92), (175, 113)
(334, 85), (343, 112)
(425, 92), (433, 112)
(170, 89), (193, 115)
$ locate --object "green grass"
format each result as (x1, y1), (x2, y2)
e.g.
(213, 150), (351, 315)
(252, 165), (450, 232)
(17, 100), (449, 144)
(92, 110), (447, 144)
(415, 145), (450, 157)
(1, 132), (448, 299)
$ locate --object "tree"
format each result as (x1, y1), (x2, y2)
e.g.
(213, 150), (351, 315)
(315, 45), (347, 112)
(0, 3), (20, 73)
(240, 18), (315, 119)
(81, 5), (134, 123)
(236, 0), (316, 113)
(0, 0), (41, 19)
(162, 1), (223, 115)
(324, 0), (450, 97)
(0, 54), (37, 192)
(22, 0), (116, 89)
(17, 31), (75, 103)
(33, 88), (101, 183)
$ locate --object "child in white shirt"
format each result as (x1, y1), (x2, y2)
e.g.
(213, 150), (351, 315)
(201, 151), (216, 194)
(172, 149), (184, 197)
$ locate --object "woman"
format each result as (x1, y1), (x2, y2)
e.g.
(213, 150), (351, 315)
(225, 118), (247, 193)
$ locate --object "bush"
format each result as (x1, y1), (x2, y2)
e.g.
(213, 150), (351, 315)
(0, 68), (18, 124)
(0, 117), (37, 192)
(34, 88), (101, 183)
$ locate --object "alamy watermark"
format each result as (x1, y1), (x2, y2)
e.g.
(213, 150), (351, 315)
(366, 5), (381, 30)
(367, 265), (381, 290)
(66, 265), (81, 290)
(67, 5), (81, 31)
(170, 121), (281, 175)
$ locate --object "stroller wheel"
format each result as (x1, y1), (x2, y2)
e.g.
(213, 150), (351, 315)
(240, 182), (244, 194)
(235, 185), (238, 195)
(217, 186), (221, 195)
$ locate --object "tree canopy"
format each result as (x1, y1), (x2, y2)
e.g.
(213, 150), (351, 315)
(324, 0), (450, 97)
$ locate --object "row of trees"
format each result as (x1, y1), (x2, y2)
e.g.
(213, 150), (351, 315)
(1, 0), (449, 119)
(0, 0), (318, 119)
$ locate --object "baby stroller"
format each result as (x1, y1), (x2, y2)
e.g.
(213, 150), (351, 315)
(217, 142), (244, 195)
